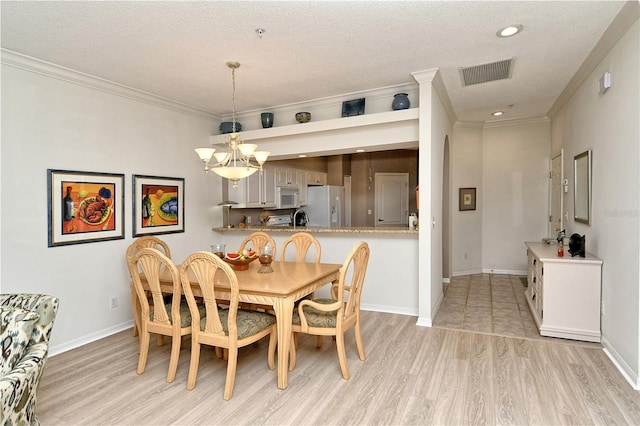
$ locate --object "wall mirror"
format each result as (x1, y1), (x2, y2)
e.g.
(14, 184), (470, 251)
(574, 149), (592, 225)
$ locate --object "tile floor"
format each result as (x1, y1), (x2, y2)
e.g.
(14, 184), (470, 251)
(433, 273), (602, 348)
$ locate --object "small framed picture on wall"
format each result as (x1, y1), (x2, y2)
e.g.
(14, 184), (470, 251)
(459, 187), (476, 211)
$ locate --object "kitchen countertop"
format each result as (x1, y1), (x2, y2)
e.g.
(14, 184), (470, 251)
(212, 226), (418, 234)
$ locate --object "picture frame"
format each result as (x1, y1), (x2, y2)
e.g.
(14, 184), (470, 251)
(341, 98), (365, 117)
(47, 169), (125, 247)
(133, 175), (185, 237)
(459, 187), (477, 211)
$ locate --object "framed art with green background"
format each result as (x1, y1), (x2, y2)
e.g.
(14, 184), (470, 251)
(133, 175), (184, 237)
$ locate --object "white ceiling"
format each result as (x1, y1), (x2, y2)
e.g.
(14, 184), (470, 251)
(0, 1), (627, 123)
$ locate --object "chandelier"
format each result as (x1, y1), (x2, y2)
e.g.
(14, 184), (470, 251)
(195, 61), (269, 189)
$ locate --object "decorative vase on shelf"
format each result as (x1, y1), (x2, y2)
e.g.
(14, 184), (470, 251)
(392, 93), (410, 110)
(261, 112), (274, 128)
(295, 112), (311, 123)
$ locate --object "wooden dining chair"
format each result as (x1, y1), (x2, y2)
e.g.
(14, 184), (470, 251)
(239, 231), (276, 255)
(280, 232), (321, 263)
(237, 231), (277, 311)
(281, 232), (322, 348)
(180, 251), (277, 400)
(277, 241), (370, 380)
(126, 236), (172, 338)
(129, 247), (201, 383)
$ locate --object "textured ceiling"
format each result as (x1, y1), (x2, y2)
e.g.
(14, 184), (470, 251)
(0, 1), (627, 123)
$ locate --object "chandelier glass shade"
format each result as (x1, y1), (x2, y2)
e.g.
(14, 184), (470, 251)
(195, 62), (269, 189)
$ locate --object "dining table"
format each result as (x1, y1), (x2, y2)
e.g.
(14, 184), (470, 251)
(131, 258), (341, 390)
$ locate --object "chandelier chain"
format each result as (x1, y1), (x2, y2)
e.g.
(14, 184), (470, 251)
(231, 65), (237, 131)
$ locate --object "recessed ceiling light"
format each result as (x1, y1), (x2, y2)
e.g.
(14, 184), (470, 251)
(497, 25), (523, 38)
(492, 111), (504, 116)
(298, 154), (307, 158)
(355, 149), (365, 153)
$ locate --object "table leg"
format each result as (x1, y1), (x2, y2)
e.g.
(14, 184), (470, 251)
(272, 297), (294, 390)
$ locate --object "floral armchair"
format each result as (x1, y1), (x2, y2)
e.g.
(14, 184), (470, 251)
(1, 294), (59, 426)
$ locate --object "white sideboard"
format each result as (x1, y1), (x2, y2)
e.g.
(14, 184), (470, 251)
(525, 242), (603, 342)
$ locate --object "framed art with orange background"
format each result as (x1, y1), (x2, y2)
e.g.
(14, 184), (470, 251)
(47, 169), (125, 247)
(133, 175), (184, 237)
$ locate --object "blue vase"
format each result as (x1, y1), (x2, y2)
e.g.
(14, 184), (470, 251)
(392, 93), (410, 110)
(261, 112), (274, 128)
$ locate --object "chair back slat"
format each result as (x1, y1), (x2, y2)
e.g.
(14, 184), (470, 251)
(280, 232), (321, 263)
(126, 236), (171, 277)
(239, 231), (276, 255)
(337, 242), (370, 320)
(181, 251), (239, 338)
(131, 248), (180, 325)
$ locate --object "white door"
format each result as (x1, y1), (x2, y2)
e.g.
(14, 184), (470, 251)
(549, 151), (563, 238)
(375, 173), (408, 226)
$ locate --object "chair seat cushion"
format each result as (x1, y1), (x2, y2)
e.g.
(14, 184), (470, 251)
(0, 306), (40, 376)
(150, 302), (203, 328)
(202, 309), (275, 339)
(292, 298), (340, 328)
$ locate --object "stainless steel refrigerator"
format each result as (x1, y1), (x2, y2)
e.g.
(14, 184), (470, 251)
(305, 185), (345, 228)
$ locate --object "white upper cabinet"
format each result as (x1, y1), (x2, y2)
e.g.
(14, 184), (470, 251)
(276, 167), (298, 188)
(227, 166), (276, 208)
(307, 171), (327, 186)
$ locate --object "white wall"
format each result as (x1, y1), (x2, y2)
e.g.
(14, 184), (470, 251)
(550, 19), (640, 386)
(1, 55), (223, 354)
(428, 80), (452, 321)
(213, 231), (419, 316)
(451, 124), (483, 274)
(411, 69), (454, 325)
(481, 120), (551, 273)
(450, 120), (550, 276)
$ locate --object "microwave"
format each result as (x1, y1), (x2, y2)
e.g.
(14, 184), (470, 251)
(277, 187), (299, 209)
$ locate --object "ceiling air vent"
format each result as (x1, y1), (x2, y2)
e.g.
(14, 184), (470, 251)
(459, 58), (514, 87)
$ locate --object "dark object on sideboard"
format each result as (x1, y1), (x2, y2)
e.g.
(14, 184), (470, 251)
(568, 233), (586, 257)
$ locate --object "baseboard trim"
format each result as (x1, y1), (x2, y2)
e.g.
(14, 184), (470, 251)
(452, 269), (528, 276)
(361, 304), (418, 317)
(49, 320), (134, 357)
(602, 336), (640, 390)
(415, 317), (432, 327)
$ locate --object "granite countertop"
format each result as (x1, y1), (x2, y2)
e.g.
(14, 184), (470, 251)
(212, 226), (418, 234)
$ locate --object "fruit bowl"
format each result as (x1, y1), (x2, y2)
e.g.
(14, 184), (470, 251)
(223, 254), (258, 271)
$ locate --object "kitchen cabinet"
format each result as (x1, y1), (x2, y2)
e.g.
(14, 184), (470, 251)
(524, 242), (602, 342)
(298, 170), (308, 206)
(307, 171), (327, 185)
(276, 167), (298, 188)
(226, 166), (276, 208)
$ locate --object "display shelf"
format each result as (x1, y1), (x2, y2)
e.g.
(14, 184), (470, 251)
(210, 108), (419, 145)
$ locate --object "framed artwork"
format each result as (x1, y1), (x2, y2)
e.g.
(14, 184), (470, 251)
(341, 98), (365, 117)
(47, 169), (125, 247)
(133, 175), (184, 237)
(459, 187), (477, 211)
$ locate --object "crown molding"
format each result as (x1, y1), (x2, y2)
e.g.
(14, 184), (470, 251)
(411, 67), (457, 124)
(1, 49), (219, 121)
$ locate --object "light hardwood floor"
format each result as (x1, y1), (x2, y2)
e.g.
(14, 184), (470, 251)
(39, 311), (640, 425)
